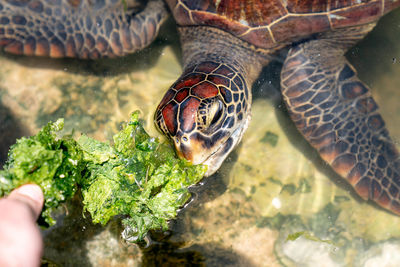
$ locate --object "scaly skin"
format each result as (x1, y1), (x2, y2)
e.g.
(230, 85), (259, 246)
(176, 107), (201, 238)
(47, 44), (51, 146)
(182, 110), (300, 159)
(281, 23), (400, 213)
(155, 26), (270, 175)
(0, 0), (168, 58)
(1, 0), (400, 215)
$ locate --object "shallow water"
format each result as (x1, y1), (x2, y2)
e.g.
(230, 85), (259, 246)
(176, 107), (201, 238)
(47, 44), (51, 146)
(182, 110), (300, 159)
(1, 8), (400, 267)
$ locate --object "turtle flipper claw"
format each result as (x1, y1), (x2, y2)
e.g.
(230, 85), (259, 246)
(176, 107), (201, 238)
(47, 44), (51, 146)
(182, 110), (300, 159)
(281, 32), (400, 214)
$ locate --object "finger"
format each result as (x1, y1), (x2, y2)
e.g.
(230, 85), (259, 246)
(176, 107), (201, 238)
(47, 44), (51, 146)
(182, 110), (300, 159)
(8, 184), (44, 219)
(0, 186), (44, 267)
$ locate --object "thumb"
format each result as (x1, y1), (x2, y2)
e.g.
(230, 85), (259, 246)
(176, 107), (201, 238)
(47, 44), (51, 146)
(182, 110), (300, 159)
(8, 184), (44, 219)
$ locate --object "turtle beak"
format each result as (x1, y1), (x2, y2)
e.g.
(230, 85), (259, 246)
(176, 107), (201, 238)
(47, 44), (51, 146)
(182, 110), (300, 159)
(174, 141), (191, 161)
(173, 136), (207, 165)
(172, 133), (233, 177)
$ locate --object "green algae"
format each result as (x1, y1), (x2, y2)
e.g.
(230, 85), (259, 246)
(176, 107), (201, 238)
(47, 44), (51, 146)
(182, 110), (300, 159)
(0, 111), (206, 241)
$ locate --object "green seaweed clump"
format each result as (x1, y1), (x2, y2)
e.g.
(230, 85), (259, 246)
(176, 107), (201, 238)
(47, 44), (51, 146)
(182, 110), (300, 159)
(0, 112), (207, 242)
(0, 119), (84, 226)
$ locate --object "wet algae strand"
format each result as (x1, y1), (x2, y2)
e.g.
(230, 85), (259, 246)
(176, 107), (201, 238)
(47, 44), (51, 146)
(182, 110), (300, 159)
(0, 112), (207, 242)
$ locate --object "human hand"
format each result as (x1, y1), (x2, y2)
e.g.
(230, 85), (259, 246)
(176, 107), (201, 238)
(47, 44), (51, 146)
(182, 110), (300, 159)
(0, 184), (44, 267)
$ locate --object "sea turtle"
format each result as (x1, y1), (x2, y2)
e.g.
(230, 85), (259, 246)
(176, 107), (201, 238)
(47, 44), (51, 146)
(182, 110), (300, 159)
(1, 0), (400, 215)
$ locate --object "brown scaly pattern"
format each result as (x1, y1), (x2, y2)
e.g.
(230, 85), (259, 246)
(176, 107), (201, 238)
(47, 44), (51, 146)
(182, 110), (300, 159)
(0, 0), (168, 58)
(166, 0), (400, 49)
(155, 60), (249, 167)
(156, 61), (248, 145)
(1, 0), (400, 215)
(280, 24), (400, 214)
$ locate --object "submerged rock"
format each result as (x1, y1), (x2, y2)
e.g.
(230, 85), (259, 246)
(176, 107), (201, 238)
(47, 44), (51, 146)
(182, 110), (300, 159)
(1, 8), (400, 266)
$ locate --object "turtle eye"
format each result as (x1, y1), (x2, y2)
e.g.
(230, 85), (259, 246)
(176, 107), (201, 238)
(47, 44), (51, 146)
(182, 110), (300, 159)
(209, 100), (223, 126)
(198, 98), (225, 131)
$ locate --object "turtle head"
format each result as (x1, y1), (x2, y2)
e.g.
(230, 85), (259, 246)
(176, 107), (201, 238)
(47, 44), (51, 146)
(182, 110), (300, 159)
(155, 62), (251, 176)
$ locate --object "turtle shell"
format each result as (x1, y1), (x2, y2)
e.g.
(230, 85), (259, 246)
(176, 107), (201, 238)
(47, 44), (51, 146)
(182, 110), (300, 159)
(166, 0), (400, 49)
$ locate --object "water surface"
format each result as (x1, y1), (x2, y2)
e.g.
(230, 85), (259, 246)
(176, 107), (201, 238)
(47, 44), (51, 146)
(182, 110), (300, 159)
(1, 8), (400, 267)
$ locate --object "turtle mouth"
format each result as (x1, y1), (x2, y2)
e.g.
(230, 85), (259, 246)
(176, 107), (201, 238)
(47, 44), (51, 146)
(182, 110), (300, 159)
(173, 112), (251, 176)
(202, 126), (243, 176)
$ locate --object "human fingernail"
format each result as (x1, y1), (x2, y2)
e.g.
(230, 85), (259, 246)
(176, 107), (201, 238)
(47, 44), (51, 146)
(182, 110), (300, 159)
(14, 184), (44, 205)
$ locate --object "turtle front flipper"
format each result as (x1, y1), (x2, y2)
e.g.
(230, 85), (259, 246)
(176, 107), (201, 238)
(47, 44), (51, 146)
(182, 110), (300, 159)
(281, 24), (400, 214)
(0, 0), (168, 58)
